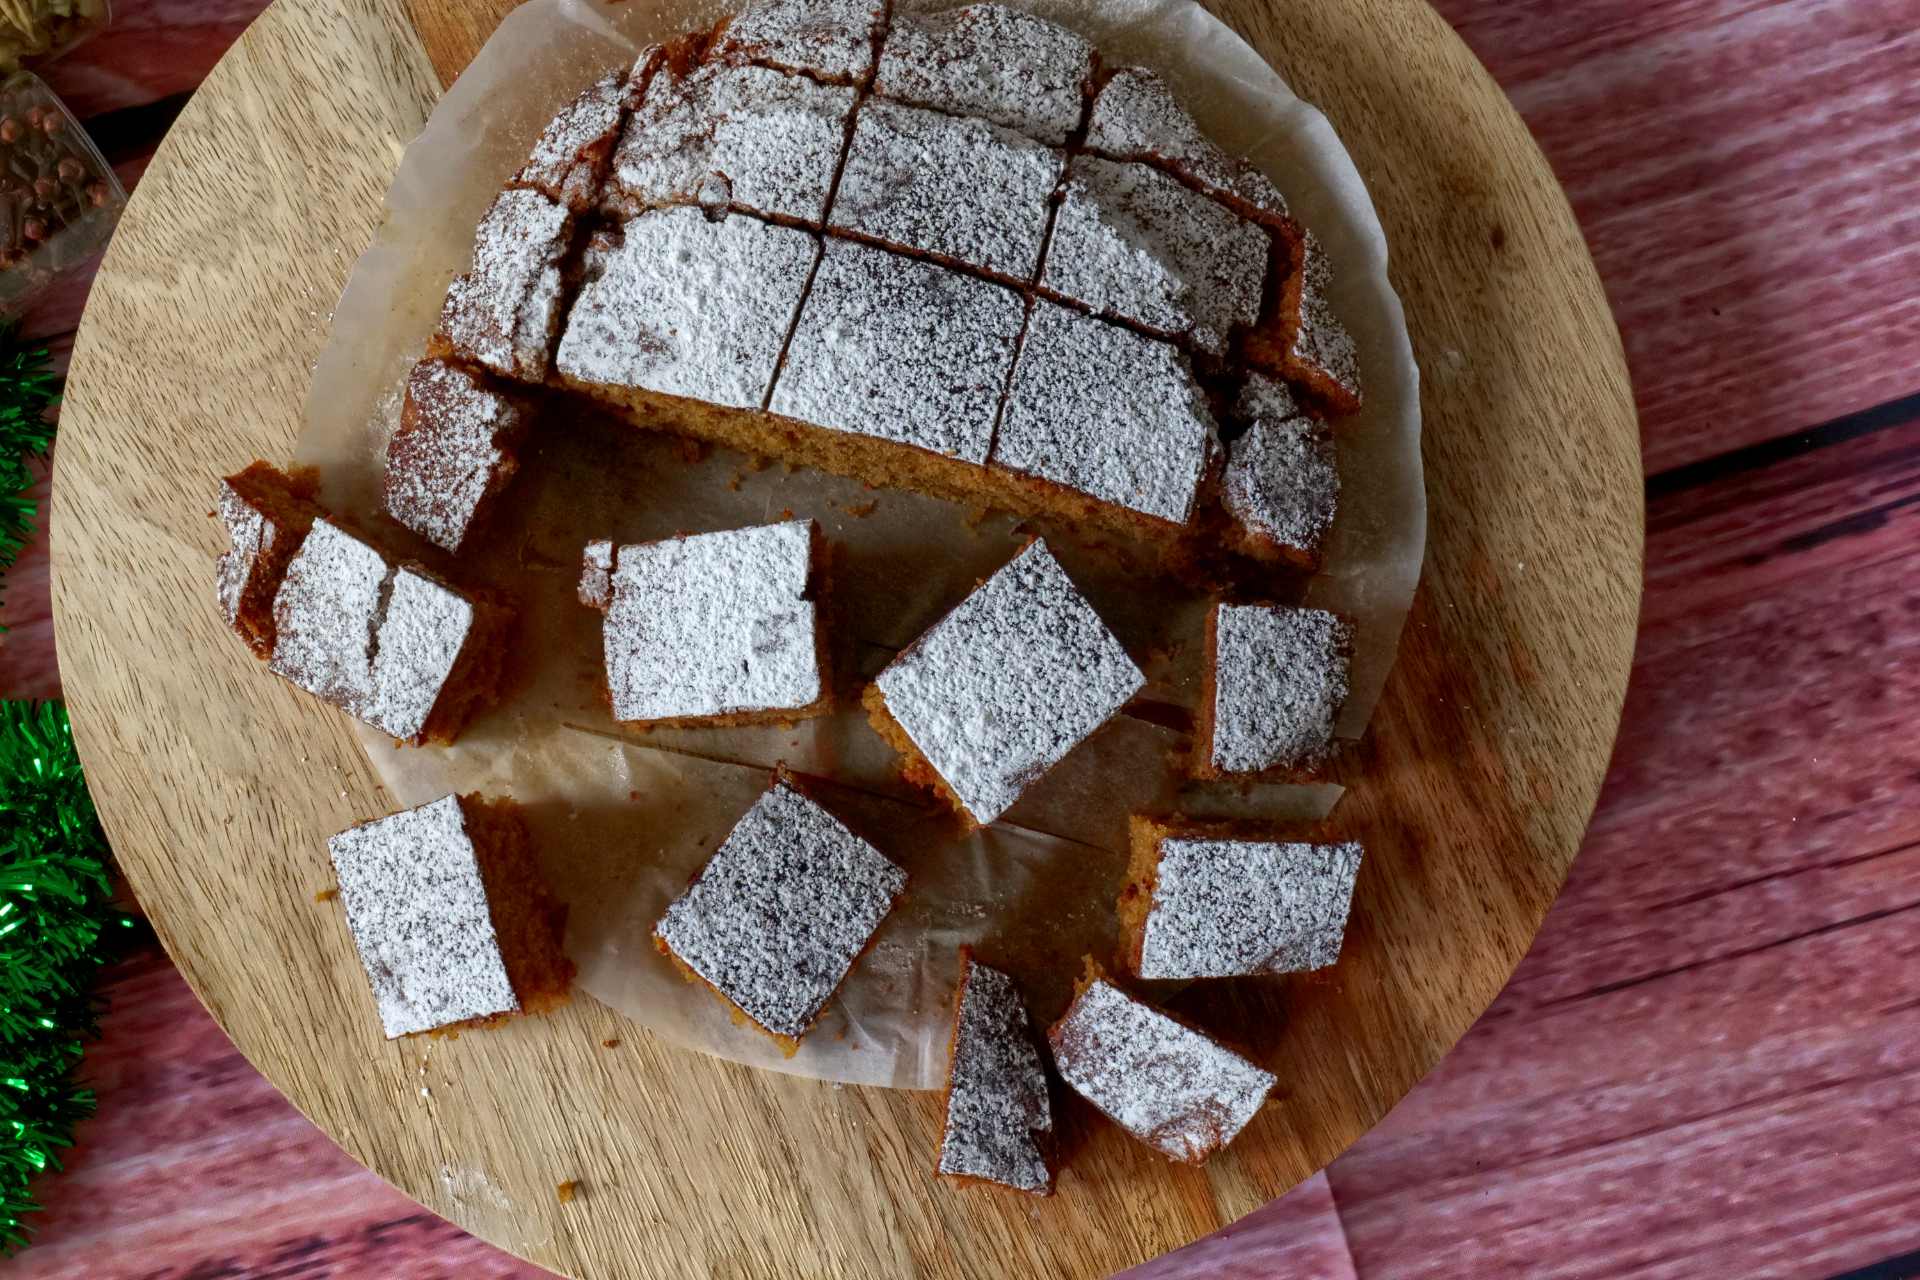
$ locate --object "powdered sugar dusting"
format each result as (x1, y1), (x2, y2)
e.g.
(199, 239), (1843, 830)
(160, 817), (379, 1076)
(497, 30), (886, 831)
(590, 521), (822, 723)
(1209, 604), (1351, 774)
(608, 62), (854, 224)
(269, 519), (387, 716)
(993, 301), (1216, 525)
(939, 956), (1052, 1191)
(715, 0), (885, 84)
(875, 539), (1144, 825)
(557, 208), (817, 410)
(832, 98), (1062, 279)
(1049, 979), (1275, 1164)
(655, 777), (907, 1041)
(771, 237), (1023, 463)
(215, 480), (271, 627)
(1041, 155), (1267, 354)
(1221, 374), (1338, 558)
(578, 539), (614, 609)
(328, 795), (519, 1039)
(875, 4), (1094, 144)
(1138, 836), (1363, 978)
(1293, 233), (1362, 404)
(365, 570), (477, 742)
(1085, 67), (1288, 218)
(440, 189), (572, 381)
(384, 358), (524, 554)
(515, 69), (628, 210)
(267, 519), (478, 743)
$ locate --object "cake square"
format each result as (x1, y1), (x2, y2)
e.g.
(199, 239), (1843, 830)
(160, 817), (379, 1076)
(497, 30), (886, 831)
(438, 188), (573, 382)
(512, 67), (631, 211)
(874, 4), (1095, 145)
(865, 538), (1145, 826)
(556, 207), (818, 411)
(770, 237), (1025, 464)
(383, 357), (529, 555)
(831, 99), (1063, 280)
(1084, 67), (1290, 222)
(267, 518), (512, 745)
(1219, 373), (1339, 567)
(653, 770), (907, 1052)
(1263, 231), (1362, 414)
(1040, 155), (1269, 354)
(216, 461), (320, 659)
(579, 520), (829, 726)
(1120, 816), (1363, 979)
(938, 948), (1054, 1194)
(605, 61), (855, 225)
(328, 793), (572, 1039)
(991, 301), (1217, 527)
(1048, 968), (1275, 1164)
(1197, 603), (1352, 778)
(713, 0), (887, 85)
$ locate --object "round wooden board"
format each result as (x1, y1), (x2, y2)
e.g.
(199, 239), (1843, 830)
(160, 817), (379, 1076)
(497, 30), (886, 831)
(50, 0), (1643, 1276)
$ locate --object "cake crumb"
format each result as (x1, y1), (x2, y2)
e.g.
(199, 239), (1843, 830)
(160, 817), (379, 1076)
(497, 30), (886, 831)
(602, 1037), (621, 1049)
(314, 887), (339, 903)
(845, 500), (877, 517)
(726, 472), (743, 491)
(556, 1180), (580, 1203)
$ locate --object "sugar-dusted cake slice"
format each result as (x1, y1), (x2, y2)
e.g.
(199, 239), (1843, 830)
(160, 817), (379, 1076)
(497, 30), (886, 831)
(1084, 66), (1290, 224)
(874, 4), (1095, 145)
(438, 188), (574, 382)
(712, 0), (887, 85)
(832, 98), (1063, 280)
(991, 301), (1217, 529)
(1040, 155), (1270, 355)
(770, 237), (1025, 466)
(268, 517), (513, 745)
(865, 538), (1145, 826)
(383, 357), (529, 555)
(215, 461), (321, 659)
(578, 520), (829, 727)
(1048, 965), (1275, 1164)
(1247, 232), (1362, 415)
(1219, 373), (1339, 568)
(653, 769), (907, 1053)
(938, 948), (1054, 1194)
(511, 63), (637, 212)
(604, 61), (854, 224)
(557, 207), (818, 411)
(1196, 603), (1352, 779)
(1120, 816), (1363, 979)
(328, 793), (572, 1039)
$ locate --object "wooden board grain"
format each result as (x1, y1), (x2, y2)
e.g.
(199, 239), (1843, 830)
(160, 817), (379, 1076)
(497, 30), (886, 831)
(45, 0), (1642, 1276)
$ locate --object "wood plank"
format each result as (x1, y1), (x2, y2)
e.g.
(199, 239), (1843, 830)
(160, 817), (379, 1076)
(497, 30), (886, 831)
(1430, 0), (1920, 472)
(44, 0), (1639, 1274)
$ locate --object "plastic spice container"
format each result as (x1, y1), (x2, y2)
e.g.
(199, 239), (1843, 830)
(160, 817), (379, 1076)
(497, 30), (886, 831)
(0, 70), (124, 309)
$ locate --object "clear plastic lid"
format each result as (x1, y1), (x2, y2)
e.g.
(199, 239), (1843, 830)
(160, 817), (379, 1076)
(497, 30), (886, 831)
(0, 70), (125, 309)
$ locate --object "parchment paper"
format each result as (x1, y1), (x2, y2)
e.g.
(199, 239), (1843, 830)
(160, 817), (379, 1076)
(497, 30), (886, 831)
(298, 0), (1424, 1088)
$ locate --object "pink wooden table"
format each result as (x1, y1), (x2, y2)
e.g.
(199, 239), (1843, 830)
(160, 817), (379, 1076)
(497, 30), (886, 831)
(4, 1), (1919, 1275)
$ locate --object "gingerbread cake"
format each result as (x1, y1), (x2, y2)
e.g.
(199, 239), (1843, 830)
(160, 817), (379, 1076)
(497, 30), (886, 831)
(327, 793), (572, 1038)
(1120, 816), (1364, 979)
(383, 357), (528, 555)
(407, 0), (1366, 553)
(578, 520), (829, 727)
(1219, 373), (1340, 567)
(653, 769), (907, 1054)
(866, 538), (1144, 827)
(214, 460), (320, 658)
(1048, 965), (1276, 1165)
(1196, 602), (1352, 779)
(214, 462), (513, 746)
(938, 948), (1054, 1194)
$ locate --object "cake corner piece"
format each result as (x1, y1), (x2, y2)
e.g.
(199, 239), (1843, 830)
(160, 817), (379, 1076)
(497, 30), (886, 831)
(1195, 601), (1352, 781)
(937, 946), (1055, 1195)
(215, 460), (322, 659)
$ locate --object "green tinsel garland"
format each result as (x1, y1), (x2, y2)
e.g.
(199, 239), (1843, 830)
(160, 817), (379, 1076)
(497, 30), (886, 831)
(0, 702), (127, 1252)
(0, 326), (127, 1252)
